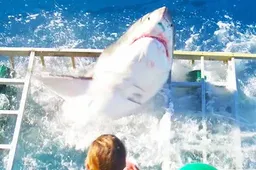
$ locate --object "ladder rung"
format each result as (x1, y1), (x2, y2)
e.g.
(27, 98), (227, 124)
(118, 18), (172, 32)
(171, 81), (227, 88)
(0, 78), (25, 85)
(241, 132), (256, 138)
(0, 144), (11, 150)
(171, 81), (202, 87)
(242, 146), (256, 151)
(210, 81), (227, 87)
(0, 110), (19, 115)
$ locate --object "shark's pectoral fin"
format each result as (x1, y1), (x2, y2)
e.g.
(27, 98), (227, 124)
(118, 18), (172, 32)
(35, 73), (92, 100)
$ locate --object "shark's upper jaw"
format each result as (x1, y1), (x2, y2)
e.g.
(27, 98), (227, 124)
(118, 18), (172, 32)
(131, 35), (169, 58)
(130, 7), (172, 59)
(162, 7), (172, 23)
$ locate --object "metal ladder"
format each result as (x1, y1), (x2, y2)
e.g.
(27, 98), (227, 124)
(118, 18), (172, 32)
(0, 51), (35, 170)
(0, 47), (255, 169)
(171, 57), (243, 169)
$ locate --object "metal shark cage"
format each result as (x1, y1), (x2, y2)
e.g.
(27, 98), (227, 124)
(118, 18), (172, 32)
(0, 47), (256, 170)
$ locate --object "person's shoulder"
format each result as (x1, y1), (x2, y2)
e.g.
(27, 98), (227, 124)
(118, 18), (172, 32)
(124, 160), (139, 170)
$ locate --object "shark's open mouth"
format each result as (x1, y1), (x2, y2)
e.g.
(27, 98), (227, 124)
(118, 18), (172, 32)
(132, 35), (169, 58)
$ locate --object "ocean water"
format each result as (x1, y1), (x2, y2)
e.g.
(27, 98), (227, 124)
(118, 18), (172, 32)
(0, 0), (256, 169)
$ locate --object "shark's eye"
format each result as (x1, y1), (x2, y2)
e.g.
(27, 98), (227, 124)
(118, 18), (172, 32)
(148, 17), (150, 20)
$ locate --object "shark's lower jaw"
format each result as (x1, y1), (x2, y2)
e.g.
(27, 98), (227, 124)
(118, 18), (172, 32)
(131, 35), (169, 58)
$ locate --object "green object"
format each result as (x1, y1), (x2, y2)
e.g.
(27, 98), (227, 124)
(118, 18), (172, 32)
(186, 70), (206, 82)
(0, 65), (14, 92)
(0, 65), (17, 109)
(180, 163), (217, 170)
(0, 65), (12, 78)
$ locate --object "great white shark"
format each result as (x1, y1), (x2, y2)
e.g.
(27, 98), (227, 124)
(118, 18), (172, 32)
(37, 6), (174, 119)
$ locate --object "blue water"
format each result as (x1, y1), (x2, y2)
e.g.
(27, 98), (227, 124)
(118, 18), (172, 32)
(0, 0), (256, 169)
(0, 0), (256, 50)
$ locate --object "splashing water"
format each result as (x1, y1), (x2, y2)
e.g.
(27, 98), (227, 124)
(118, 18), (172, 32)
(0, 3), (256, 170)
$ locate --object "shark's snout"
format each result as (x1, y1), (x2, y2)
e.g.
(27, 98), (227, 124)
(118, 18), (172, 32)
(163, 7), (172, 23)
(157, 6), (172, 23)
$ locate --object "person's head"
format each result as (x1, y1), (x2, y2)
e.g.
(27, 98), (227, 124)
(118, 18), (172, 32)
(86, 134), (127, 170)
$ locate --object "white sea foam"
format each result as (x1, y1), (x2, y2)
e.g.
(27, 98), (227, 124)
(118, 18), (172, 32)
(0, 9), (256, 170)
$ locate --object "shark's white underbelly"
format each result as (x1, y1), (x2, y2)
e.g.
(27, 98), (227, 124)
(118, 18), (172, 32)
(85, 37), (172, 118)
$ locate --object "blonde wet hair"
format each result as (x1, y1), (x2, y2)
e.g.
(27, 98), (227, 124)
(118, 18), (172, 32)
(86, 134), (127, 170)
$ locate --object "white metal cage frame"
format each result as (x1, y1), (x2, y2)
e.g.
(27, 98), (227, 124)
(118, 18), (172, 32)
(0, 47), (255, 170)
